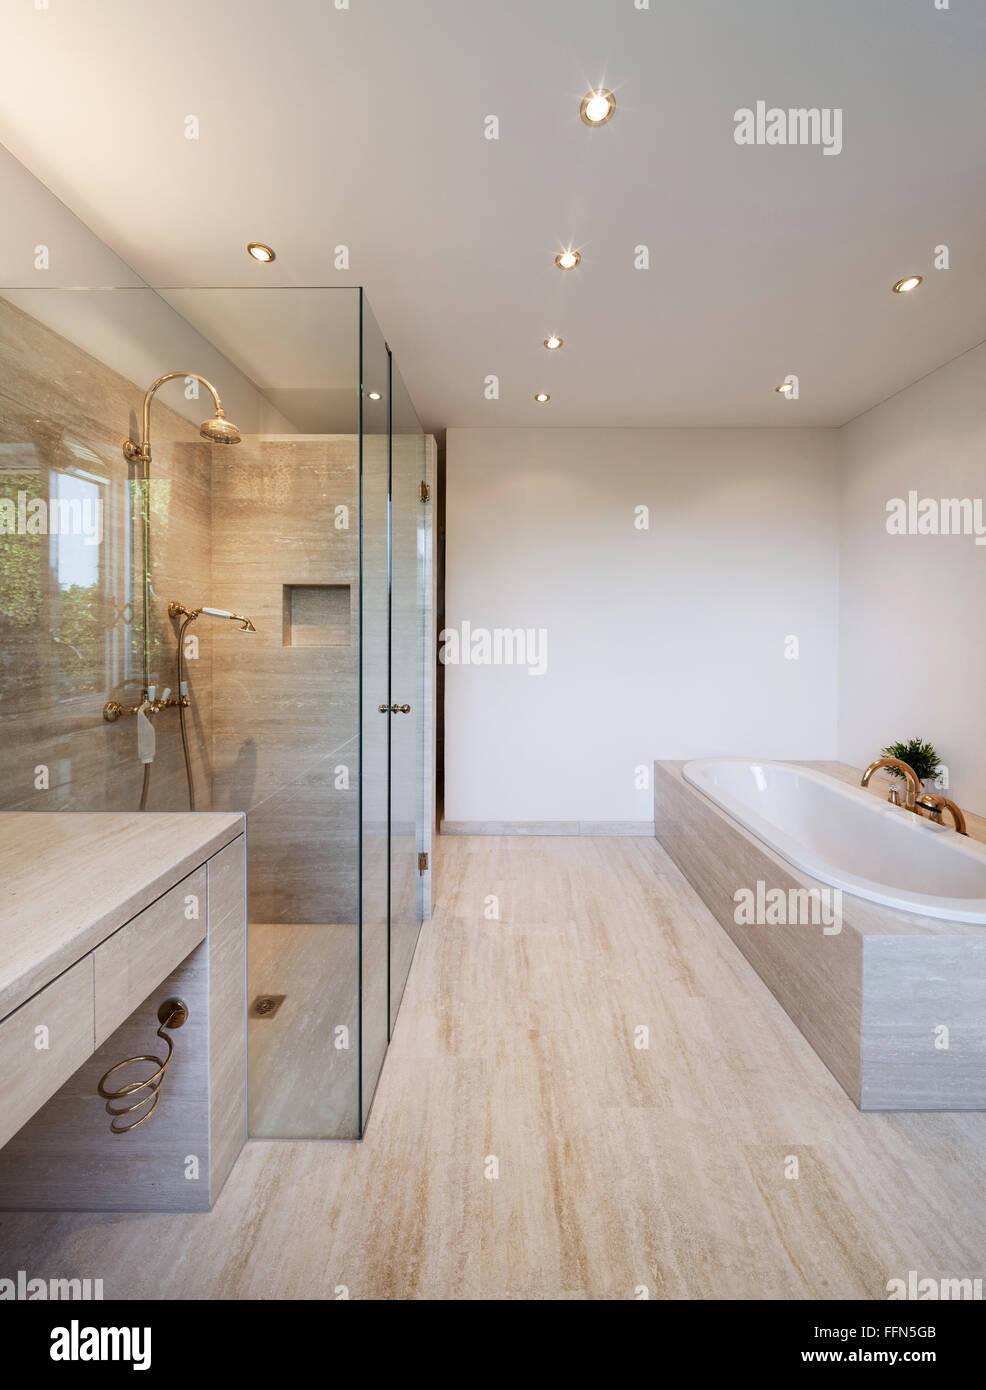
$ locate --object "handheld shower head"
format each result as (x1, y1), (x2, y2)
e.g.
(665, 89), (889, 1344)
(199, 414), (241, 446)
(169, 599), (257, 812)
(173, 603), (257, 633)
(201, 607), (256, 632)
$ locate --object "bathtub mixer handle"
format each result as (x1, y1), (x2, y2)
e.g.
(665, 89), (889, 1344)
(912, 792), (968, 835)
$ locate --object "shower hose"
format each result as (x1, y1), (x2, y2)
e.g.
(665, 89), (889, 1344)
(137, 613), (197, 811)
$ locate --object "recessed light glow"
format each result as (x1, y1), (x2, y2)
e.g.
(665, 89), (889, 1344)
(892, 275), (922, 294)
(544, 335), (563, 350)
(580, 89), (616, 126)
(775, 382), (794, 394)
(247, 242), (276, 263)
(367, 391), (381, 401)
(534, 392), (550, 403)
(555, 249), (581, 270)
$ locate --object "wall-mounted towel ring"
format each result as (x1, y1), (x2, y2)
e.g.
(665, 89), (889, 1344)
(96, 999), (188, 1134)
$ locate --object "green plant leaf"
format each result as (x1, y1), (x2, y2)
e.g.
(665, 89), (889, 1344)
(879, 738), (942, 782)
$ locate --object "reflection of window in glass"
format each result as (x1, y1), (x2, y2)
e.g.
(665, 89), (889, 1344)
(52, 472), (100, 587)
(49, 467), (108, 701)
(0, 445), (42, 715)
(0, 444), (41, 630)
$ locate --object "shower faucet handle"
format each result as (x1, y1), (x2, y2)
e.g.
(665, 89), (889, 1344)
(103, 691), (189, 721)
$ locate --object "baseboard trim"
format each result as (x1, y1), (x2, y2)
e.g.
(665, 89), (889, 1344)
(439, 820), (655, 837)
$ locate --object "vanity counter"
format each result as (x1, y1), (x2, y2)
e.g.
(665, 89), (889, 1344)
(0, 811), (243, 1018)
(0, 810), (247, 1211)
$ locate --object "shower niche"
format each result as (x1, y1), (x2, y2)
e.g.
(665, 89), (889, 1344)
(0, 285), (434, 1141)
(282, 584), (352, 648)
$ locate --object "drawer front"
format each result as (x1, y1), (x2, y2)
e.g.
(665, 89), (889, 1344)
(0, 955), (95, 1150)
(93, 866), (207, 1047)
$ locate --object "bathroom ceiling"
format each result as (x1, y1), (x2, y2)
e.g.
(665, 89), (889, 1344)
(1, 0), (985, 433)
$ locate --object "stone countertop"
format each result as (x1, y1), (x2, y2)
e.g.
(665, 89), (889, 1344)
(0, 812), (244, 1018)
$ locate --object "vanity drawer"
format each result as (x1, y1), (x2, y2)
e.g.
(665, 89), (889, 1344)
(0, 955), (95, 1150)
(93, 866), (207, 1047)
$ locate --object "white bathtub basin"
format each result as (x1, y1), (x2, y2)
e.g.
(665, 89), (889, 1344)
(682, 759), (986, 925)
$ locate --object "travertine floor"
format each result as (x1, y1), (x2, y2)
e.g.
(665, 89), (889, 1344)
(1, 835), (984, 1299)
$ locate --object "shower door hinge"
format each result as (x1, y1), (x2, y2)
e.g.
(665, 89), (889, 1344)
(419, 480), (430, 503)
(418, 851), (429, 874)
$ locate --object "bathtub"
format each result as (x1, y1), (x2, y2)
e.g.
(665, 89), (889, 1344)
(655, 759), (986, 1109)
(682, 758), (986, 926)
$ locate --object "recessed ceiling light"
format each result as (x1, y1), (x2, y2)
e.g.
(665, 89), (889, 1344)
(544, 335), (563, 350)
(554, 249), (581, 270)
(534, 392), (550, 403)
(892, 275), (922, 294)
(247, 242), (276, 263)
(580, 89), (616, 126)
(367, 391), (381, 401)
(775, 382), (794, 394)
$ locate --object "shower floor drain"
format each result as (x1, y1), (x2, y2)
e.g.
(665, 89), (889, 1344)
(251, 994), (286, 1019)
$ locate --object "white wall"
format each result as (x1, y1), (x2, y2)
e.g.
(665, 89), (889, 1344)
(838, 343), (986, 816)
(0, 142), (142, 288)
(0, 144), (295, 436)
(445, 428), (841, 824)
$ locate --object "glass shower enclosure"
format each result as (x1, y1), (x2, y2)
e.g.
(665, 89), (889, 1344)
(0, 283), (431, 1138)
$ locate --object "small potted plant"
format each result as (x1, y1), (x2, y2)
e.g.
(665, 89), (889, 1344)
(880, 737), (943, 792)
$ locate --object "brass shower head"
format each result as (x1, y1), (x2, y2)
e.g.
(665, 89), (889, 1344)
(199, 414), (241, 446)
(124, 371), (242, 466)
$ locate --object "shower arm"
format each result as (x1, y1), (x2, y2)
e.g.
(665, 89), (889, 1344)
(123, 371), (227, 467)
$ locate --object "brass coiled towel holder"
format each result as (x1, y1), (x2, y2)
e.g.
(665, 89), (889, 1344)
(97, 998), (188, 1134)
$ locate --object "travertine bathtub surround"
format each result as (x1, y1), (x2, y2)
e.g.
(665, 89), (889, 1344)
(655, 761), (986, 1110)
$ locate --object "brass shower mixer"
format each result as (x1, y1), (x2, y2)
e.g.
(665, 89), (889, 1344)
(103, 691), (189, 722)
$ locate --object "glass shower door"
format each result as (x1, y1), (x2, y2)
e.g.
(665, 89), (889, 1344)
(389, 368), (424, 1031)
(358, 296), (425, 1125)
(359, 297), (391, 1130)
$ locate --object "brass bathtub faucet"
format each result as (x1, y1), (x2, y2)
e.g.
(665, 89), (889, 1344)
(860, 756), (921, 808)
(860, 757), (968, 834)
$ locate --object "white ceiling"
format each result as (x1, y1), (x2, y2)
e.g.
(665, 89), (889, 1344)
(1, 0), (985, 433)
